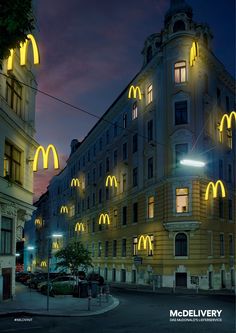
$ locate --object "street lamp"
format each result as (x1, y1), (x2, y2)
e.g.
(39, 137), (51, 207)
(27, 246), (35, 250)
(47, 233), (63, 311)
(180, 159), (206, 168)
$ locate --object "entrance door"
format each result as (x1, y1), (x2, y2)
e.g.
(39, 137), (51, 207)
(208, 271), (213, 289)
(2, 268), (11, 300)
(132, 270), (136, 284)
(175, 273), (187, 287)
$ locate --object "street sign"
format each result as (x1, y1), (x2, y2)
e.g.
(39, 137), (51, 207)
(133, 256), (142, 265)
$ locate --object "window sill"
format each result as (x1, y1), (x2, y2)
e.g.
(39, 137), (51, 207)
(174, 256), (188, 259)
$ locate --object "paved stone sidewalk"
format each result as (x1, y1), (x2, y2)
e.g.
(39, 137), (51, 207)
(0, 283), (119, 317)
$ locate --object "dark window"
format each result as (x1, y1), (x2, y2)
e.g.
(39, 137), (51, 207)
(114, 150), (118, 167)
(133, 167), (138, 187)
(93, 168), (96, 183)
(106, 130), (109, 145)
(0, 217), (13, 255)
(113, 240), (117, 257)
(122, 206), (127, 225)
(175, 143), (188, 166)
(220, 234), (224, 256)
(219, 160), (223, 179)
(123, 113), (127, 128)
(228, 165), (232, 183)
(114, 122), (118, 137)
(99, 138), (103, 151)
(92, 193), (95, 206)
(229, 235), (234, 256)
(147, 120), (153, 142)
(6, 76), (22, 117)
(98, 242), (102, 257)
(106, 188), (109, 200)
(92, 218), (95, 233)
(175, 101), (188, 125)
(99, 163), (102, 177)
(203, 33), (208, 47)
(226, 96), (230, 112)
(123, 143), (127, 160)
(133, 134), (138, 153)
(173, 20), (185, 33)
(99, 189), (102, 204)
(228, 199), (232, 220)
(112, 268), (116, 281)
(105, 241), (109, 257)
(87, 150), (90, 162)
(204, 74), (208, 94)
(93, 144), (96, 156)
(122, 174), (127, 192)
(147, 46), (153, 63)
(106, 157), (110, 172)
(175, 233), (187, 256)
(121, 269), (126, 282)
(148, 157), (153, 179)
(122, 239), (126, 257)
(4, 142), (21, 184)
(87, 196), (90, 209)
(133, 202), (138, 223)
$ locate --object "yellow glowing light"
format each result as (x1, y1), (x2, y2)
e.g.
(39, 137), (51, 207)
(205, 180), (226, 200)
(98, 213), (110, 225)
(138, 235), (153, 251)
(190, 41), (198, 67)
(219, 111), (236, 141)
(40, 261), (47, 267)
(27, 266), (31, 271)
(71, 178), (80, 187)
(105, 175), (118, 188)
(128, 85), (142, 100)
(32, 260), (36, 266)
(52, 241), (59, 249)
(7, 34), (40, 71)
(35, 219), (41, 226)
(75, 222), (85, 232)
(60, 205), (68, 214)
(33, 144), (59, 172)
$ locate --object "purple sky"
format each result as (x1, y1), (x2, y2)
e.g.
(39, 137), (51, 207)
(33, 0), (235, 200)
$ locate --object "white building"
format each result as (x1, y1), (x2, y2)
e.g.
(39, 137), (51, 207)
(0, 40), (38, 300)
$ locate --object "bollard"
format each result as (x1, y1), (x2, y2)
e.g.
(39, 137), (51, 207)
(88, 288), (92, 311)
(196, 283), (199, 294)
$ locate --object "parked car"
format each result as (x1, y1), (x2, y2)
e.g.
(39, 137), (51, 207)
(16, 272), (32, 284)
(39, 276), (78, 295)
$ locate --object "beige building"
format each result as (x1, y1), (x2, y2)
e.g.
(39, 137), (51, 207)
(0, 39), (38, 300)
(32, 0), (235, 290)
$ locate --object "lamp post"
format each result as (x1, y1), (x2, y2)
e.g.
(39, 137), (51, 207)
(46, 233), (63, 311)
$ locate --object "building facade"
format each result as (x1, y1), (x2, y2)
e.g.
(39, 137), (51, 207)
(0, 41), (38, 299)
(31, 0), (235, 290)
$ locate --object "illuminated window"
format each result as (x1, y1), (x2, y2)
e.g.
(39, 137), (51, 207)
(148, 157), (153, 179)
(175, 233), (187, 256)
(6, 75), (22, 117)
(147, 84), (153, 104)
(147, 235), (154, 256)
(174, 61), (186, 83)
(133, 134), (138, 153)
(148, 196), (154, 219)
(4, 142), (21, 184)
(122, 239), (126, 257)
(176, 188), (189, 213)
(133, 202), (138, 223)
(133, 237), (138, 255)
(220, 234), (224, 256)
(147, 119), (153, 142)
(132, 102), (138, 120)
(175, 101), (188, 125)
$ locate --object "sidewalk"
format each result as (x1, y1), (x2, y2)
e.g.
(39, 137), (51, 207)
(110, 282), (235, 296)
(0, 283), (119, 317)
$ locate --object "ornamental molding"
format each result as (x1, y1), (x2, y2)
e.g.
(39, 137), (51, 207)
(1, 203), (17, 217)
(163, 221), (201, 233)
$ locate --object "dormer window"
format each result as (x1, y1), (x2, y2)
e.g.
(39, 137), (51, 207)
(173, 20), (186, 33)
(147, 46), (153, 63)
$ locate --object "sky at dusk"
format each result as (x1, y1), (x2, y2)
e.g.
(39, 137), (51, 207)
(33, 0), (235, 200)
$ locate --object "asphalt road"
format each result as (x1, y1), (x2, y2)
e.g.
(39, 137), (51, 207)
(0, 289), (235, 333)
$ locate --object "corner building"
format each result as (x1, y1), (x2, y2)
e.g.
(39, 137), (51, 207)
(34, 0), (235, 290)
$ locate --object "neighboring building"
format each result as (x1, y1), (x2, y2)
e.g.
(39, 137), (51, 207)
(0, 39), (38, 299)
(30, 0), (235, 290)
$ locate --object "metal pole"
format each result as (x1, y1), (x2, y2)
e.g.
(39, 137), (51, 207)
(88, 288), (91, 311)
(47, 239), (50, 311)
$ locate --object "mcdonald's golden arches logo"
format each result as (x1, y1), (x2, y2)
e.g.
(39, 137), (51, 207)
(35, 219), (42, 227)
(7, 34), (40, 71)
(71, 178), (80, 187)
(105, 175), (118, 188)
(40, 261), (47, 267)
(219, 111), (236, 141)
(128, 85), (142, 100)
(98, 213), (110, 225)
(60, 205), (69, 214)
(75, 222), (85, 232)
(33, 144), (59, 172)
(52, 241), (59, 249)
(190, 41), (198, 67)
(138, 235), (153, 251)
(205, 180), (226, 200)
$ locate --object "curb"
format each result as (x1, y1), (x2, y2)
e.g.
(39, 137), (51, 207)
(0, 297), (119, 318)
